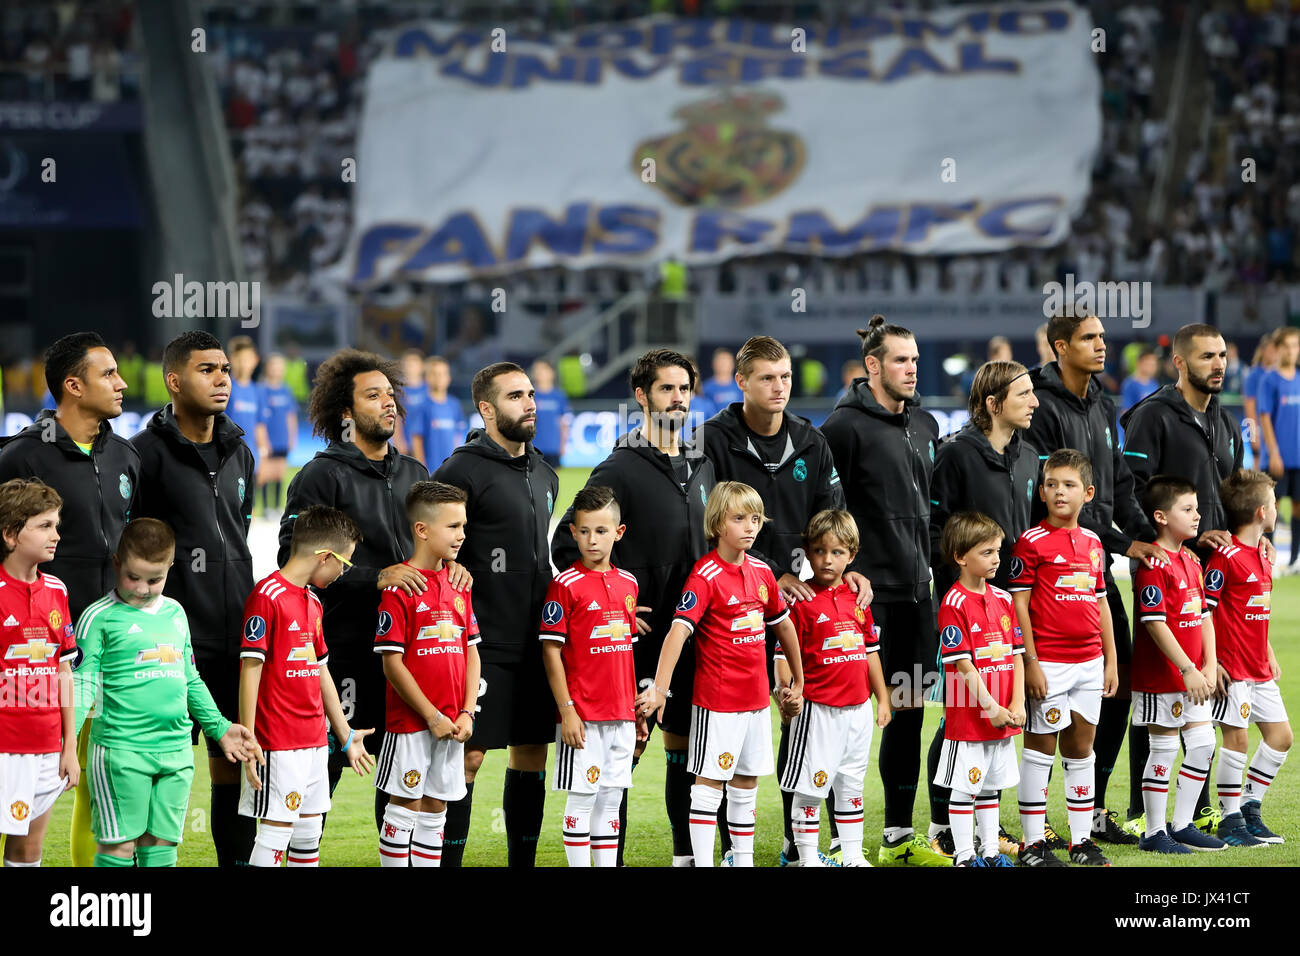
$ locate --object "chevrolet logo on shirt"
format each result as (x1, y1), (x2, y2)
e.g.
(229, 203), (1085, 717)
(1179, 599), (1203, 616)
(1247, 594), (1271, 609)
(286, 643), (318, 663)
(134, 644), (183, 665)
(4, 640), (57, 662)
(1054, 571), (1095, 591)
(590, 620), (631, 642)
(730, 610), (765, 633)
(821, 631), (865, 652)
(417, 622), (463, 642)
(975, 641), (1012, 662)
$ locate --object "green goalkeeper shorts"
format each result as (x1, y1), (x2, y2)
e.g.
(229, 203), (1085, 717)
(88, 744), (194, 845)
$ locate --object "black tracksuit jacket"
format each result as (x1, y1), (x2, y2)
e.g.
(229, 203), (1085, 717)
(698, 403), (844, 580)
(821, 380), (939, 604)
(277, 440), (429, 661)
(929, 423), (1040, 597)
(551, 429), (716, 647)
(434, 429), (558, 664)
(0, 410), (141, 621)
(130, 406), (255, 658)
(1119, 384), (1243, 542)
(1024, 362), (1155, 553)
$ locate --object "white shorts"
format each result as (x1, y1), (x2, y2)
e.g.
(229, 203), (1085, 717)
(689, 705), (775, 782)
(1029, 656), (1104, 734)
(0, 752), (63, 835)
(238, 745), (331, 823)
(779, 700), (873, 798)
(933, 737), (1020, 795)
(375, 730), (467, 802)
(1211, 680), (1289, 729)
(553, 720), (636, 793)
(1133, 691), (1212, 729)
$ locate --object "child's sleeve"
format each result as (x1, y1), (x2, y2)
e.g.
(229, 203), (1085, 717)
(72, 604), (104, 731)
(671, 570), (712, 635)
(1134, 563), (1171, 625)
(539, 579), (568, 644)
(373, 588), (408, 656)
(761, 568), (790, 626)
(862, 608), (881, 655)
(1203, 552), (1228, 610)
(937, 602), (974, 665)
(239, 589), (274, 663)
(774, 603), (805, 662)
(1006, 534), (1036, 592)
(1092, 539), (1107, 598)
(183, 612), (232, 741)
(463, 592), (481, 647)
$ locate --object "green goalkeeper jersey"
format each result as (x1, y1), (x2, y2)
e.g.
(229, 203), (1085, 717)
(73, 589), (231, 751)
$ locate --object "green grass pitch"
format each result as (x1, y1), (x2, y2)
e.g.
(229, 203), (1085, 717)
(33, 467), (1300, 866)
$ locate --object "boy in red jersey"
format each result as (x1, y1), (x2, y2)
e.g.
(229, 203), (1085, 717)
(776, 510), (889, 867)
(1130, 476), (1225, 853)
(374, 481), (481, 867)
(636, 481), (804, 867)
(1206, 469), (1291, 847)
(239, 506), (374, 867)
(934, 512), (1025, 867)
(1009, 448), (1118, 867)
(541, 485), (648, 867)
(0, 479), (78, 866)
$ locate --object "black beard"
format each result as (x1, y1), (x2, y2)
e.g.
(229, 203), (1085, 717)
(497, 412), (536, 444)
(646, 400), (688, 434)
(880, 378), (914, 404)
(354, 412), (395, 444)
(1188, 369), (1222, 395)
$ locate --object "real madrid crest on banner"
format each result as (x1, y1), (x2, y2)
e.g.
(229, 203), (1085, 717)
(633, 92), (805, 209)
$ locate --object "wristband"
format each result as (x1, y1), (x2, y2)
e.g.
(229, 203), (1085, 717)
(561, 700), (575, 709)
(656, 685), (672, 699)
(1024, 655), (1038, 663)
(342, 729), (354, 753)
(459, 709), (475, 721)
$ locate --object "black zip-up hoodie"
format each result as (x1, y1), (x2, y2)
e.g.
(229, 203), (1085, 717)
(552, 428), (716, 645)
(277, 440), (429, 659)
(434, 428), (558, 664)
(0, 410), (141, 620)
(130, 405), (254, 657)
(929, 423), (1040, 597)
(1025, 362), (1154, 554)
(821, 379), (938, 603)
(1119, 384), (1242, 539)
(699, 403), (844, 580)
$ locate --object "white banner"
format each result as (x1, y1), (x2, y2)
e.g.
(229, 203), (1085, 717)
(339, 6), (1101, 284)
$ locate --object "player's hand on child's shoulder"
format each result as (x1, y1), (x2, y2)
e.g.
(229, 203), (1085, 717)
(777, 573), (814, 604)
(1127, 540), (1167, 569)
(445, 561), (473, 591)
(845, 571), (873, 609)
(377, 563), (428, 595)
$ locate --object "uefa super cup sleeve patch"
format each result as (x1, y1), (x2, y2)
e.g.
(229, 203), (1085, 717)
(940, 625), (963, 649)
(1140, 585), (1163, 610)
(542, 601), (564, 627)
(676, 591), (697, 613)
(244, 616), (267, 642)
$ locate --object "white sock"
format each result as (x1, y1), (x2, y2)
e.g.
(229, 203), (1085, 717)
(1017, 748), (1054, 845)
(287, 815), (322, 866)
(1143, 734), (1180, 837)
(833, 787), (866, 864)
(1172, 725), (1215, 831)
(975, 790), (1001, 857)
(1061, 751), (1095, 845)
(882, 825), (913, 843)
(379, 803), (416, 867)
(725, 784), (758, 867)
(791, 792), (822, 866)
(688, 784), (723, 867)
(1244, 742), (1288, 803)
(927, 821), (949, 838)
(250, 821), (292, 867)
(591, 788), (622, 868)
(412, 810), (445, 867)
(562, 791), (596, 867)
(948, 792), (975, 863)
(1216, 748), (1247, 816)
(2, 858), (39, 867)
